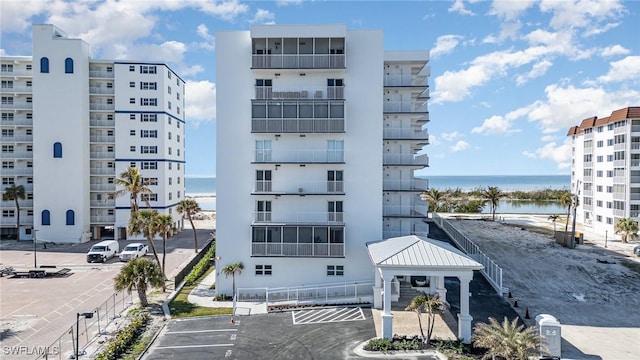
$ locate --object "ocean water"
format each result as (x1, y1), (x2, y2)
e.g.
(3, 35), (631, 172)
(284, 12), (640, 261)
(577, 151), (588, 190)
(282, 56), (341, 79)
(185, 175), (571, 213)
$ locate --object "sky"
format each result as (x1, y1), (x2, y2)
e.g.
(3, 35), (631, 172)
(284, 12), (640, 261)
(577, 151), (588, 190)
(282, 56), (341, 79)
(1, 0), (639, 177)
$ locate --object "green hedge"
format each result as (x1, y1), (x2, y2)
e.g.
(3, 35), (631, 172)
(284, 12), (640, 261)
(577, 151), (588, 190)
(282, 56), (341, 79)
(184, 242), (216, 286)
(94, 313), (150, 360)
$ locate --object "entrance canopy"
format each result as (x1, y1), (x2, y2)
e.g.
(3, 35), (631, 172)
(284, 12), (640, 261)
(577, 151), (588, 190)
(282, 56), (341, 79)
(366, 235), (483, 343)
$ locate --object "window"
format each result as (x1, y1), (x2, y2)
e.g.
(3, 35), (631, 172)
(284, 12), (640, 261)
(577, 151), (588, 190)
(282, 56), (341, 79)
(1, 145), (14, 153)
(607, 186), (613, 193)
(256, 170), (272, 192)
(129, 98), (136, 104)
(597, 170), (603, 177)
(177, 177), (180, 184)
(2, 113), (14, 121)
(596, 215), (602, 222)
(40, 57), (49, 73)
(1, 80), (13, 89)
(140, 65), (157, 74)
(177, 107), (180, 114)
(327, 170), (344, 192)
(130, 146), (136, 152)
(143, 177), (158, 185)
(168, 162), (172, 170)
(177, 135), (180, 142)
(140, 146), (157, 154)
(255, 265), (272, 276)
(256, 200), (272, 221)
(327, 265), (344, 276)
(66, 210), (75, 225)
(168, 132), (172, 140)
(129, 65), (135, 72)
(129, 81), (135, 88)
(255, 140), (272, 162)
(107, 146), (114, 152)
(177, 93), (180, 100)
(130, 130), (136, 136)
(168, 147), (172, 155)
(141, 130), (157, 138)
(140, 193), (158, 202)
(26, 145), (32, 151)
(107, 114), (113, 121)
(177, 149), (180, 156)
(26, 97), (32, 103)
(1, 64), (14, 72)
(3, 210), (15, 218)
(168, 72), (172, 79)
(2, 177), (14, 185)
(107, 99), (113, 105)
(595, 155), (601, 162)
(168, 192), (172, 200)
(177, 190), (180, 198)
(328, 140), (344, 161)
(1, 161), (13, 168)
(130, 162), (136, 168)
(1, 129), (13, 137)
(64, 58), (73, 73)
(607, 202), (613, 209)
(141, 161), (157, 170)
(107, 82), (113, 88)
(26, 80), (32, 87)
(328, 201), (343, 222)
(596, 185), (603, 192)
(607, 139), (614, 146)
(141, 98), (157, 106)
(168, 86), (171, 94)
(53, 142), (62, 158)
(2, 97), (14, 105)
(140, 82), (157, 90)
(141, 114), (157, 122)
(168, 101), (172, 109)
(607, 170), (613, 177)
(606, 217), (613, 225)
(607, 155), (613, 162)
(177, 163), (181, 170)
(42, 210), (50, 225)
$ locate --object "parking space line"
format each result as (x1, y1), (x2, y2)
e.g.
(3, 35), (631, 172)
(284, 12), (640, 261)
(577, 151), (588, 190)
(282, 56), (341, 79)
(155, 344), (234, 350)
(165, 329), (237, 334)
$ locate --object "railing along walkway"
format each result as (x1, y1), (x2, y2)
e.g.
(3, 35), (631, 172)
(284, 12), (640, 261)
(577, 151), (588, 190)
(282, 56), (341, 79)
(432, 213), (504, 297)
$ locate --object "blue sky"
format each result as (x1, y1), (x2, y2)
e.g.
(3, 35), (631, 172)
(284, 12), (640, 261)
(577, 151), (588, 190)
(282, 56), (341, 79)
(1, 0), (639, 177)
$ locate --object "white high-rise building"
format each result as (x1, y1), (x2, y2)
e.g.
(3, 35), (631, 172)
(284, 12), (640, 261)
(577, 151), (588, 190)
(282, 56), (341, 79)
(215, 25), (429, 295)
(568, 107), (640, 236)
(0, 24), (186, 243)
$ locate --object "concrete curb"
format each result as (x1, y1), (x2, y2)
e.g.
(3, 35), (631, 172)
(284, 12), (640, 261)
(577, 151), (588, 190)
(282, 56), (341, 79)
(162, 280), (186, 320)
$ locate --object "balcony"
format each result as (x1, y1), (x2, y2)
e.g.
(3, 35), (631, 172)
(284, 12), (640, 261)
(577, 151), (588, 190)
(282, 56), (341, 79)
(1, 135), (33, 142)
(90, 135), (115, 143)
(0, 86), (32, 93)
(614, 160), (626, 167)
(1, 151), (32, 159)
(252, 118), (344, 133)
(252, 100), (344, 133)
(252, 54), (345, 69)
(90, 103), (115, 111)
(254, 149), (344, 164)
(383, 178), (428, 191)
(614, 176), (626, 183)
(90, 215), (115, 223)
(251, 242), (344, 257)
(253, 180), (344, 194)
(0, 168), (32, 176)
(89, 70), (114, 78)
(613, 209), (625, 217)
(90, 184), (115, 191)
(89, 87), (115, 95)
(252, 211), (344, 225)
(2, 199), (33, 207)
(584, 132), (594, 140)
(90, 152), (114, 159)
(383, 101), (427, 113)
(383, 75), (428, 87)
(614, 143), (626, 151)
(583, 175), (593, 183)
(383, 230), (429, 239)
(0, 70), (32, 77)
(582, 204), (593, 211)
(0, 103), (32, 110)
(255, 86), (344, 100)
(583, 190), (593, 197)
(1, 116), (32, 126)
(383, 128), (429, 141)
(614, 125), (627, 135)
(383, 153), (428, 166)
(584, 161), (593, 168)
(90, 199), (116, 207)
(383, 205), (428, 217)
(613, 192), (626, 200)
(0, 216), (33, 225)
(90, 119), (114, 127)
(90, 167), (116, 175)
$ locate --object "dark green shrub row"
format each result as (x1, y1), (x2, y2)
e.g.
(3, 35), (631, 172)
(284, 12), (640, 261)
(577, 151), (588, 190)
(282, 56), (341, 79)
(184, 242), (216, 286)
(94, 313), (150, 360)
(363, 337), (423, 351)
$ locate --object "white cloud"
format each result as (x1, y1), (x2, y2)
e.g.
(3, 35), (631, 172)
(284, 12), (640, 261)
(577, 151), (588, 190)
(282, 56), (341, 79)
(441, 131), (462, 141)
(196, 0), (249, 21)
(429, 134), (441, 146)
(448, 0), (475, 16)
(0, 49), (6, 56)
(451, 140), (470, 152)
(276, 0), (302, 6)
(539, 0), (625, 32)
(472, 115), (513, 135)
(600, 44), (630, 57)
(195, 24), (215, 51)
(541, 135), (557, 142)
(489, 0), (536, 21)
(185, 80), (216, 123)
(516, 59), (553, 85)
(523, 141), (572, 169)
(250, 9), (276, 24)
(431, 35), (464, 58)
(597, 56), (640, 83)
(0, 0), (50, 33)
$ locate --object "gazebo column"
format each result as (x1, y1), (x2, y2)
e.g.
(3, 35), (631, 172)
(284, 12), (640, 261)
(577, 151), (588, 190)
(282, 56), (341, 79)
(381, 272), (393, 340)
(428, 275), (436, 295)
(457, 273), (473, 344)
(373, 268), (383, 309)
(435, 276), (447, 302)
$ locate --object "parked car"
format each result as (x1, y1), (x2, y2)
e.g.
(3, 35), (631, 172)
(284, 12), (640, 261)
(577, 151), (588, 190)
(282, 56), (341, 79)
(119, 243), (149, 261)
(87, 240), (119, 263)
(634, 245), (640, 257)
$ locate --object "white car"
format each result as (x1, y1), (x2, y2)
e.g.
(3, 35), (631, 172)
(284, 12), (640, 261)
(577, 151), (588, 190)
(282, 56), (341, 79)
(119, 243), (148, 262)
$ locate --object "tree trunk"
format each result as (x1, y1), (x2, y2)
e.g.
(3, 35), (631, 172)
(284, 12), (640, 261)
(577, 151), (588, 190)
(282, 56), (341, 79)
(416, 312), (425, 344)
(564, 206), (571, 241)
(232, 275), (236, 300)
(162, 235), (167, 291)
(15, 198), (20, 241)
(147, 235), (162, 274)
(189, 216), (198, 253)
(137, 286), (148, 307)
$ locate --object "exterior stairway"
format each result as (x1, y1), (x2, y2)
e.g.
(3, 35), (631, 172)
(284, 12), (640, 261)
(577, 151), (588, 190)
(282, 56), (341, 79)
(392, 281), (428, 311)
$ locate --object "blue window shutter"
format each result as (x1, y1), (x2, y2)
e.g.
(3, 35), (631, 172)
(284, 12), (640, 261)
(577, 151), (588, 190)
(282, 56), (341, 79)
(42, 210), (50, 226)
(53, 142), (62, 158)
(66, 210), (75, 225)
(65, 58), (74, 73)
(40, 57), (49, 73)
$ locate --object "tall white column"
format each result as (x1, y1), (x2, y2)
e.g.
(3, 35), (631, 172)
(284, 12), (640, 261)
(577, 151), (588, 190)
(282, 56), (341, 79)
(457, 273), (473, 343)
(373, 268), (383, 309)
(381, 272), (393, 340)
(435, 275), (447, 303)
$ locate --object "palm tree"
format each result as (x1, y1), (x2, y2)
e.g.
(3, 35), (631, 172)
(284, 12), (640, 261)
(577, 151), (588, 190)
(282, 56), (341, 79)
(472, 316), (540, 360)
(221, 262), (244, 299)
(3, 184), (25, 240)
(113, 258), (164, 307)
(128, 210), (162, 273)
(559, 191), (573, 240)
(548, 214), (560, 236)
(107, 166), (153, 216)
(421, 188), (447, 213)
(177, 198), (202, 253)
(614, 217), (639, 243)
(153, 214), (175, 284)
(482, 186), (502, 221)
(404, 293), (445, 345)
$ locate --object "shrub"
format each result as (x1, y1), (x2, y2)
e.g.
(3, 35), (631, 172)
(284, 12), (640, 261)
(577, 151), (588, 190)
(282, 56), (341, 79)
(94, 313), (150, 360)
(363, 338), (394, 352)
(184, 242), (216, 286)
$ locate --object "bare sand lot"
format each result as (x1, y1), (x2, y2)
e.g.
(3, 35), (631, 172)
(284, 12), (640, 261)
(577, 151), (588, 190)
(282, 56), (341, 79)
(443, 215), (640, 359)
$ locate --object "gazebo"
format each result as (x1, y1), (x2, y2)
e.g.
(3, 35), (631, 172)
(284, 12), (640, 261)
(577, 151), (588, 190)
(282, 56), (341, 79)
(366, 235), (484, 343)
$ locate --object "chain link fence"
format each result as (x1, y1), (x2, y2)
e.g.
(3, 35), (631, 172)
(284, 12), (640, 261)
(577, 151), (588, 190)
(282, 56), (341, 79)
(34, 290), (135, 360)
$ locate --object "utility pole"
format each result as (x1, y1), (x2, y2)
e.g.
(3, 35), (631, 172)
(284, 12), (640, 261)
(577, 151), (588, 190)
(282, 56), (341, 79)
(570, 180), (581, 249)
(33, 228), (37, 268)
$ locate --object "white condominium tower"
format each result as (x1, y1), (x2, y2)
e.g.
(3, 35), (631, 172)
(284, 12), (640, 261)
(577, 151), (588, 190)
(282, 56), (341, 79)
(215, 25), (429, 295)
(0, 24), (186, 243)
(568, 106), (640, 236)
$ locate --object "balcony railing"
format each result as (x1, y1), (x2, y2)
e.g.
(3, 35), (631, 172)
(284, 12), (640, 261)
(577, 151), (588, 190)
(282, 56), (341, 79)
(383, 128), (429, 140)
(383, 153), (428, 166)
(2, 199), (33, 207)
(614, 125), (627, 135)
(90, 184), (115, 191)
(614, 160), (626, 167)
(252, 211), (344, 224)
(1, 135), (33, 142)
(584, 161), (593, 168)
(90, 215), (115, 223)
(383, 230), (429, 239)
(383, 75), (428, 87)
(383, 205), (428, 217)
(582, 190), (593, 197)
(254, 149), (344, 163)
(252, 54), (345, 69)
(0, 216), (33, 225)
(583, 132), (594, 139)
(255, 86), (344, 100)
(613, 192), (626, 200)
(0, 103), (32, 110)
(0, 151), (32, 159)
(614, 176), (626, 183)
(0, 168), (32, 176)
(90, 152), (114, 159)
(89, 87), (115, 95)
(90, 167), (116, 175)
(90, 136), (115, 143)
(614, 143), (626, 151)
(0, 70), (32, 77)
(251, 243), (344, 257)
(583, 175), (593, 183)
(253, 180), (344, 194)
(383, 101), (427, 113)
(90, 103), (115, 111)
(252, 118), (344, 133)
(613, 209), (625, 217)
(89, 70), (114, 78)
(383, 178), (428, 191)
(90, 200), (116, 207)
(0, 86), (32, 93)
(1, 116), (32, 126)
(90, 119), (114, 127)
(251, 100), (345, 130)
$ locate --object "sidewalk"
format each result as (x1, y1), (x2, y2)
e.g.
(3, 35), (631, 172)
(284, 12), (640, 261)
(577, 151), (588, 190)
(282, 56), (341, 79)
(186, 268), (268, 315)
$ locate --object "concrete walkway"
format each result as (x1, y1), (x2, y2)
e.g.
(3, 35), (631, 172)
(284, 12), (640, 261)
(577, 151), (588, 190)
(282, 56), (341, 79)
(186, 268), (268, 315)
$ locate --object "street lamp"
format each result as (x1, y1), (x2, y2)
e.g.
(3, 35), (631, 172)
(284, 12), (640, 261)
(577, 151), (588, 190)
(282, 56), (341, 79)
(605, 230), (608, 248)
(32, 228), (38, 269)
(75, 312), (94, 359)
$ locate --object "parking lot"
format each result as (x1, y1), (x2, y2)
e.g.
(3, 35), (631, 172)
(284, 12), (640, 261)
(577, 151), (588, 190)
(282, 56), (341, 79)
(145, 308), (377, 360)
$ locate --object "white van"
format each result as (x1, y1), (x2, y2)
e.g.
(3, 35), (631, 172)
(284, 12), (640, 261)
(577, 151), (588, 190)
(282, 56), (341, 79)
(87, 240), (119, 263)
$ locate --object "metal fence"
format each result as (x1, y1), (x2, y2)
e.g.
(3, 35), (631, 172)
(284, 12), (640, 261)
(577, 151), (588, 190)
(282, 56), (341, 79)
(432, 213), (504, 296)
(237, 281), (374, 308)
(35, 290), (135, 360)
(173, 239), (215, 288)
